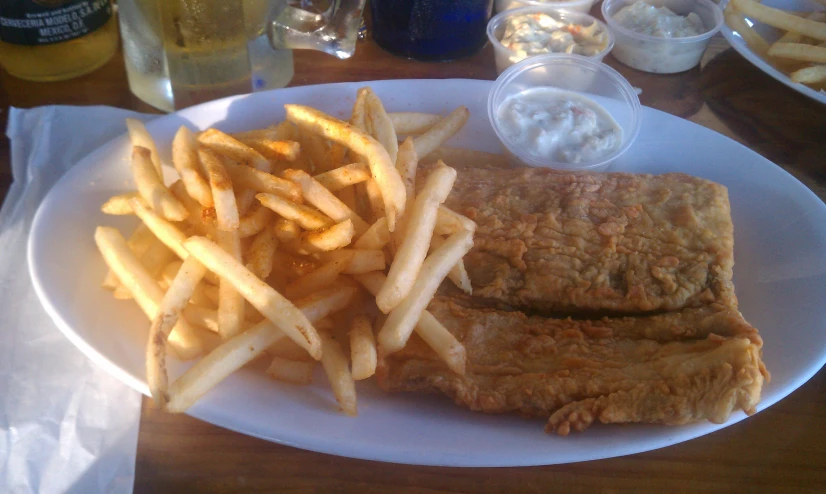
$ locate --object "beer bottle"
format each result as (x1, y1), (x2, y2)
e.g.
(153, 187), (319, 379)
(0, 0), (118, 81)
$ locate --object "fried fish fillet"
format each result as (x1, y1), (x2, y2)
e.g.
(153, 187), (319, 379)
(377, 297), (767, 435)
(436, 166), (737, 314)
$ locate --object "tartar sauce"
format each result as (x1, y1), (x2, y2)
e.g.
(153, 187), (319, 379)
(500, 13), (610, 58)
(497, 87), (622, 165)
(613, 1), (706, 38)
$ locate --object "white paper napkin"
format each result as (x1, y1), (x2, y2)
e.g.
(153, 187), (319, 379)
(0, 106), (157, 494)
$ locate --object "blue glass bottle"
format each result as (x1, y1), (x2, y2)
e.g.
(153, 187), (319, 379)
(371, 0), (494, 61)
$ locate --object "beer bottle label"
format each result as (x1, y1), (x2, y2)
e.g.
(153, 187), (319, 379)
(0, 0), (112, 46)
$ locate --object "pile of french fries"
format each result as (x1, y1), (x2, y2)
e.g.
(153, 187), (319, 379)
(95, 87), (474, 416)
(725, 0), (826, 87)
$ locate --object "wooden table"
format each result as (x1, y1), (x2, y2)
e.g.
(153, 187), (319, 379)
(2, 26), (826, 494)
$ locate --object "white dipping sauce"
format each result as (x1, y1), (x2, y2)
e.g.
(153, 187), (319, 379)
(500, 12), (609, 58)
(613, 1), (705, 38)
(497, 87), (622, 164)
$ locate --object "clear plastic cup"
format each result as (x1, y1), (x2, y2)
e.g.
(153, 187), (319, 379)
(496, 0), (596, 14)
(488, 53), (641, 172)
(601, 0), (724, 74)
(487, 6), (615, 74)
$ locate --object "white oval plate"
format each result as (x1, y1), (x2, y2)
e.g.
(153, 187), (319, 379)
(720, 0), (826, 105)
(28, 79), (826, 466)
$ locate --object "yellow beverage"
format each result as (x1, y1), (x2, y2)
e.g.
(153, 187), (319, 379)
(0, 0), (118, 82)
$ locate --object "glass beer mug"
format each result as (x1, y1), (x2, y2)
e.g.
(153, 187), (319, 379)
(118, 0), (365, 112)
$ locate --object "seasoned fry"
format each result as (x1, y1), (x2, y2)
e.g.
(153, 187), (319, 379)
(435, 205), (477, 235)
(94, 227), (202, 360)
(731, 0), (826, 42)
(378, 230), (474, 354)
(313, 163), (371, 192)
(256, 192), (333, 231)
(725, 9), (770, 55)
(235, 188), (258, 217)
(183, 236), (322, 359)
(183, 305), (220, 332)
(389, 112), (442, 135)
(132, 146), (188, 222)
(198, 147), (239, 231)
(237, 203), (274, 238)
(228, 164), (303, 202)
(102, 222), (153, 290)
(377, 164), (457, 313)
(166, 320), (288, 412)
(353, 271), (466, 374)
(412, 106), (469, 160)
(364, 178), (386, 222)
(349, 315), (376, 380)
(172, 126), (214, 207)
(170, 180), (217, 235)
(147, 255), (209, 407)
(302, 219), (355, 252)
(319, 331), (357, 416)
(768, 42), (826, 63)
(273, 217), (301, 243)
(128, 197), (189, 259)
(361, 86), (399, 163)
(216, 229), (246, 339)
(125, 118), (162, 177)
(198, 128), (271, 171)
(101, 193), (139, 215)
(284, 253), (355, 300)
(395, 137), (418, 213)
(293, 286), (358, 324)
(284, 104), (407, 232)
(353, 217), (390, 250)
(269, 336), (314, 361)
(245, 229), (276, 280)
(315, 249), (385, 274)
(430, 234), (472, 295)
(238, 138), (300, 162)
(267, 357), (315, 385)
(283, 169), (369, 235)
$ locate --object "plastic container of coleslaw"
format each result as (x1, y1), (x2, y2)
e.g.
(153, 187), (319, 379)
(601, 0), (724, 73)
(488, 54), (641, 172)
(487, 6), (615, 74)
(496, 0), (596, 14)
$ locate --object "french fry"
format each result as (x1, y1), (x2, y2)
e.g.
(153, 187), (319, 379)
(266, 357), (315, 385)
(201, 284), (219, 306)
(389, 112), (442, 135)
(395, 138), (419, 213)
(378, 229), (474, 354)
(364, 178), (386, 222)
(273, 217), (301, 243)
(731, 0), (826, 42)
(269, 337), (314, 361)
(415, 310), (466, 376)
(302, 219), (355, 252)
(166, 320), (289, 412)
(336, 185), (358, 212)
(147, 255), (209, 407)
(235, 188), (258, 217)
(273, 250), (318, 280)
(160, 260), (184, 286)
(245, 229), (276, 280)
(238, 138), (300, 162)
(435, 205), (477, 235)
(256, 192), (333, 231)
(183, 236), (322, 359)
(172, 126), (214, 207)
(377, 164), (457, 313)
(361, 87), (399, 163)
(283, 169), (369, 235)
(353, 271), (466, 374)
(790, 64), (826, 83)
(132, 146), (188, 222)
(725, 9), (771, 56)
(284, 253), (355, 300)
(94, 227), (202, 360)
(102, 222), (154, 290)
(768, 42), (826, 62)
(315, 249), (385, 274)
(412, 106), (469, 160)
(128, 197), (189, 259)
(183, 305), (220, 333)
(319, 331), (357, 416)
(170, 180), (217, 235)
(293, 286), (358, 324)
(125, 118), (162, 177)
(198, 147), (239, 231)
(430, 234), (472, 295)
(313, 163), (371, 192)
(198, 128), (271, 171)
(349, 315), (376, 380)
(353, 217), (390, 250)
(101, 193), (139, 215)
(231, 127), (281, 141)
(237, 203), (274, 238)
(216, 229), (246, 339)
(284, 104), (407, 232)
(228, 164), (303, 202)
